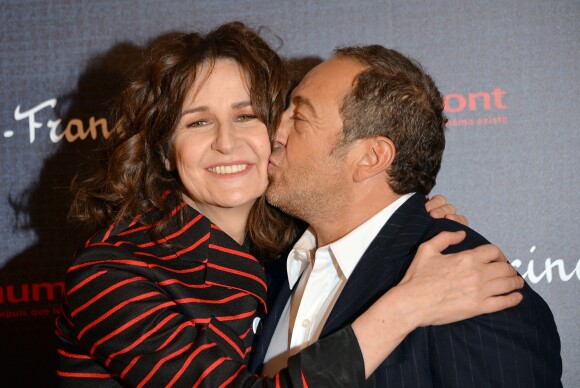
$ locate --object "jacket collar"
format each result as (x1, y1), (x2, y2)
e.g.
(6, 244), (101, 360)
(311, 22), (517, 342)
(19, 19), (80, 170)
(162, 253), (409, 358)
(147, 192), (268, 312)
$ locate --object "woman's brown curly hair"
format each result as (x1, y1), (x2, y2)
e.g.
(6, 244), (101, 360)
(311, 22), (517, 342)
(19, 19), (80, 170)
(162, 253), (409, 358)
(70, 22), (301, 260)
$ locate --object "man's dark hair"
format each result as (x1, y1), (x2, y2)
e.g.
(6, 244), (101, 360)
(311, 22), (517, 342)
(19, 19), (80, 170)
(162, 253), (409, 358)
(335, 45), (447, 195)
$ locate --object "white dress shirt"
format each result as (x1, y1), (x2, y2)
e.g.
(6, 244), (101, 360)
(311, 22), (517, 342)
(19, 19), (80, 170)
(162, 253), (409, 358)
(262, 193), (414, 375)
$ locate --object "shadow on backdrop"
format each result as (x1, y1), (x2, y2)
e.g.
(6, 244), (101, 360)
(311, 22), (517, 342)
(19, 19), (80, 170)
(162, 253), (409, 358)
(2, 40), (144, 387)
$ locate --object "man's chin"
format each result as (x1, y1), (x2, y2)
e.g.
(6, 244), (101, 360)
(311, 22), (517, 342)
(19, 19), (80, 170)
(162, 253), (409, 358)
(265, 185), (287, 211)
(264, 188), (279, 207)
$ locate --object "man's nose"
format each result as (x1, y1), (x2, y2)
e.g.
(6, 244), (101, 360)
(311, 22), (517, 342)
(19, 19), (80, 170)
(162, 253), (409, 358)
(273, 110), (291, 148)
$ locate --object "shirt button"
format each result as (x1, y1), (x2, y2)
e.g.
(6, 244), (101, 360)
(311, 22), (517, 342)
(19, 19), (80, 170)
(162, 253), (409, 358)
(302, 319), (311, 328)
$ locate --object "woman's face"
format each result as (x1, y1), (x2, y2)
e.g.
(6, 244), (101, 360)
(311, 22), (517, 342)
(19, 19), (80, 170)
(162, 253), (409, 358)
(171, 59), (271, 217)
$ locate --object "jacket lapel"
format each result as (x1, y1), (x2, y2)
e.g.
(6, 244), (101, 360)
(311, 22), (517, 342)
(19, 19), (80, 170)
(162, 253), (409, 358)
(321, 193), (432, 336)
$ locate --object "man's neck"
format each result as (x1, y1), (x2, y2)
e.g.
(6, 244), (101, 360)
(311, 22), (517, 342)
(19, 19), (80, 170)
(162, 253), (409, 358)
(310, 187), (401, 247)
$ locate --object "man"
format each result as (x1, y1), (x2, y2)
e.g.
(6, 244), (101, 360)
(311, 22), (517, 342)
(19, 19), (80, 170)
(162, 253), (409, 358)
(253, 46), (562, 386)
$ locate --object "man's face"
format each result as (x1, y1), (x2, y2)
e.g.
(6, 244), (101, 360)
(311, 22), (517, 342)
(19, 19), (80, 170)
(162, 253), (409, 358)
(266, 56), (365, 223)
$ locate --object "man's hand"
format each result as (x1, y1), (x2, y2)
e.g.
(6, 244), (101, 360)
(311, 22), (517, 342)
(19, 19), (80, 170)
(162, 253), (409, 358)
(352, 230), (523, 377)
(397, 230), (523, 327)
(425, 195), (468, 226)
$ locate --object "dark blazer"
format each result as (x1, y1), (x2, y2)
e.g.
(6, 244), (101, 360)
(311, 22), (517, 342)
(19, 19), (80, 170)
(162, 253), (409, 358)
(55, 194), (364, 387)
(251, 193), (562, 387)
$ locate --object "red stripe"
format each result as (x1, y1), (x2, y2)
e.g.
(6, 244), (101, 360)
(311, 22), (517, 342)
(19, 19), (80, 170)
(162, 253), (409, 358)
(167, 352), (199, 387)
(133, 250), (177, 260)
(78, 291), (161, 339)
(138, 213), (204, 248)
(102, 221), (117, 242)
(301, 370), (309, 387)
(132, 231), (210, 260)
(56, 371), (113, 378)
(276, 372), (281, 388)
(168, 201), (187, 215)
(128, 213), (142, 227)
(175, 291), (247, 306)
(209, 322), (244, 359)
(192, 357), (228, 388)
(156, 321), (195, 351)
(215, 309), (256, 323)
(206, 262), (267, 290)
(118, 201), (186, 238)
(120, 355), (140, 379)
(218, 365), (245, 388)
(158, 278), (211, 288)
(57, 300), (74, 327)
(105, 312), (179, 367)
(117, 201), (188, 238)
(85, 229), (101, 247)
(90, 301), (175, 354)
(67, 270), (107, 296)
(71, 276), (147, 318)
(240, 327), (252, 339)
(86, 240), (134, 249)
(57, 348), (93, 360)
(206, 279), (267, 312)
(147, 262), (205, 274)
(67, 259), (149, 272)
(137, 343), (215, 388)
(174, 232), (210, 256)
(209, 244), (258, 262)
(117, 223), (155, 236)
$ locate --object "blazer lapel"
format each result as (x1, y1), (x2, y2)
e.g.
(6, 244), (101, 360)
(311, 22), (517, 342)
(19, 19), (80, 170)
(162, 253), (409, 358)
(321, 193), (432, 336)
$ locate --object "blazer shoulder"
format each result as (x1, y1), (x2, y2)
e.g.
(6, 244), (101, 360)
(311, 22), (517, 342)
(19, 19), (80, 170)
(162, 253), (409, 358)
(423, 217), (490, 253)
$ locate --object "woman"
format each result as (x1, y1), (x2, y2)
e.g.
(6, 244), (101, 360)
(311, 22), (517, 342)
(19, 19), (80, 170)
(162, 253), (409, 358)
(55, 22), (520, 387)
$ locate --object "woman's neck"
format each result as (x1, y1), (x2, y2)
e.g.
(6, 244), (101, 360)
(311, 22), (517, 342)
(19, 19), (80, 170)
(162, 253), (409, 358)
(184, 197), (253, 245)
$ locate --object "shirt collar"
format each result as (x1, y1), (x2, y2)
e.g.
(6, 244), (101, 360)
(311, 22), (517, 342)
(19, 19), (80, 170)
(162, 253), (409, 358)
(286, 227), (317, 289)
(286, 193), (414, 288)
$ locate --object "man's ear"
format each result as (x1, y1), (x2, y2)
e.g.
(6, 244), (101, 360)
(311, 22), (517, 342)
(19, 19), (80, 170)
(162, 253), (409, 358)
(352, 137), (395, 182)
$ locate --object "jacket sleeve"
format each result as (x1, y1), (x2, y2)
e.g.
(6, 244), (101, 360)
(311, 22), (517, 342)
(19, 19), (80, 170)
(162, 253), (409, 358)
(57, 245), (366, 387)
(426, 222), (562, 388)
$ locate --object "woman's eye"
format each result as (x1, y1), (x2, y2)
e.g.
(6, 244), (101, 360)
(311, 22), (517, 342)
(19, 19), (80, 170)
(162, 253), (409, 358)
(237, 114), (257, 122)
(187, 120), (209, 128)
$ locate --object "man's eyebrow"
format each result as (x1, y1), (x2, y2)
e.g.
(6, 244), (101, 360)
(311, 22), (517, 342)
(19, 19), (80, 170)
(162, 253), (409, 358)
(292, 95), (318, 118)
(181, 100), (252, 116)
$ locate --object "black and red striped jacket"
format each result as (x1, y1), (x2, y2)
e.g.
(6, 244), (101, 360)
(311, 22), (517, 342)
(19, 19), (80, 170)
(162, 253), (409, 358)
(55, 195), (333, 387)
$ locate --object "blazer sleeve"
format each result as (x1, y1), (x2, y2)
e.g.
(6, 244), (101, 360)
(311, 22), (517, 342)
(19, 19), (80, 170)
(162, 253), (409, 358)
(58, 245), (366, 387)
(426, 223), (562, 388)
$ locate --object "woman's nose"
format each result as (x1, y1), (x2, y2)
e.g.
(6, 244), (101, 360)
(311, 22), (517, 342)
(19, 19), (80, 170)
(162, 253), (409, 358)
(212, 122), (237, 152)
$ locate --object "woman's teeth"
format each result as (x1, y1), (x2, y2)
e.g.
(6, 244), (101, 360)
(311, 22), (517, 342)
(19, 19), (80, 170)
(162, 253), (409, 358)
(208, 164), (248, 174)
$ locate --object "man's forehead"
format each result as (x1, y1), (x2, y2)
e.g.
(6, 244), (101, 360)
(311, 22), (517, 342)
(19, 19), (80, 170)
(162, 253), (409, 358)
(291, 56), (365, 102)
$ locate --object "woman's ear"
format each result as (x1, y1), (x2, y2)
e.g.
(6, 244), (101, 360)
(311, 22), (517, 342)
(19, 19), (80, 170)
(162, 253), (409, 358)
(160, 145), (174, 171)
(353, 137), (395, 182)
